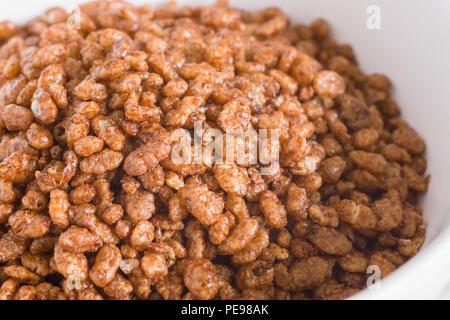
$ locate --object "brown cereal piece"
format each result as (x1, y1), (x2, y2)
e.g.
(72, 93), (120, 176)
(213, 163), (249, 197)
(392, 124), (425, 155)
(101, 204), (124, 225)
(141, 253), (168, 279)
(349, 150), (388, 174)
(353, 128), (380, 149)
(225, 194), (249, 222)
(49, 189), (70, 229)
(257, 110), (289, 140)
(232, 229), (269, 265)
(168, 193), (189, 223)
(185, 220), (207, 259)
(124, 101), (161, 123)
(313, 71), (345, 99)
(269, 242), (290, 260)
(139, 165), (165, 193)
(71, 204), (119, 245)
(397, 235), (425, 257)
(308, 225), (352, 255)
(1, 104), (34, 131)
(77, 287), (103, 300)
(163, 96), (204, 127)
(259, 191), (287, 229)
(366, 73), (391, 91)
(38, 63), (65, 90)
(309, 205), (339, 228)
(162, 78), (188, 97)
(0, 21), (18, 39)
(26, 123), (53, 150)
(0, 179), (19, 204)
(127, 266), (152, 299)
(208, 214), (230, 245)
(371, 198), (403, 231)
(311, 18), (329, 38)
(2, 54), (20, 79)
(53, 244), (88, 281)
(0, 152), (37, 184)
(79, 149), (123, 175)
(0, 278), (19, 300)
(4, 265), (41, 285)
(319, 156), (347, 184)
(184, 258), (219, 300)
(114, 219), (133, 240)
(218, 218), (259, 255)
(347, 169), (378, 194)
(155, 274), (184, 300)
(91, 179), (114, 214)
(324, 110), (351, 145)
(91, 115), (125, 151)
(339, 94), (370, 130)
(295, 172), (323, 193)
(289, 238), (318, 259)
(49, 84), (68, 108)
(89, 245), (122, 288)
(367, 253), (396, 278)
(103, 274), (133, 299)
(35, 282), (66, 300)
(0, 204), (14, 224)
(291, 52), (323, 87)
(246, 167), (267, 201)
(69, 184), (96, 205)
(313, 280), (359, 300)
(178, 182), (224, 226)
(73, 79), (108, 102)
(337, 250), (368, 273)
(303, 99), (324, 121)
(285, 183), (309, 221)
(73, 136), (104, 157)
(270, 70), (298, 95)
(235, 260), (274, 290)
(74, 101), (101, 119)
(165, 171), (184, 190)
(124, 140), (171, 176)
(335, 200), (377, 230)
(29, 235), (57, 255)
(124, 190), (155, 223)
(337, 269), (366, 289)
(35, 150), (77, 192)
(130, 221), (155, 251)
(14, 285), (37, 300)
(20, 252), (51, 277)
(31, 89), (58, 125)
(58, 226), (102, 253)
(395, 208), (422, 239)
(9, 210), (50, 238)
(289, 256), (330, 291)
(21, 190), (48, 211)
(402, 166), (429, 192)
(277, 228), (292, 248)
(381, 144), (411, 164)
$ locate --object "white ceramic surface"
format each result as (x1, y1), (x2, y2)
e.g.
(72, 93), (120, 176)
(1, 0), (449, 300)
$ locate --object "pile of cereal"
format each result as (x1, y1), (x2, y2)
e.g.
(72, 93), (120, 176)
(0, 0), (429, 300)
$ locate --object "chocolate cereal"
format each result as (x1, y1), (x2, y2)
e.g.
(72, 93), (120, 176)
(0, 0), (429, 300)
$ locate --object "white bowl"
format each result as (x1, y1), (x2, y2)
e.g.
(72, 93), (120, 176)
(2, 0), (450, 300)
